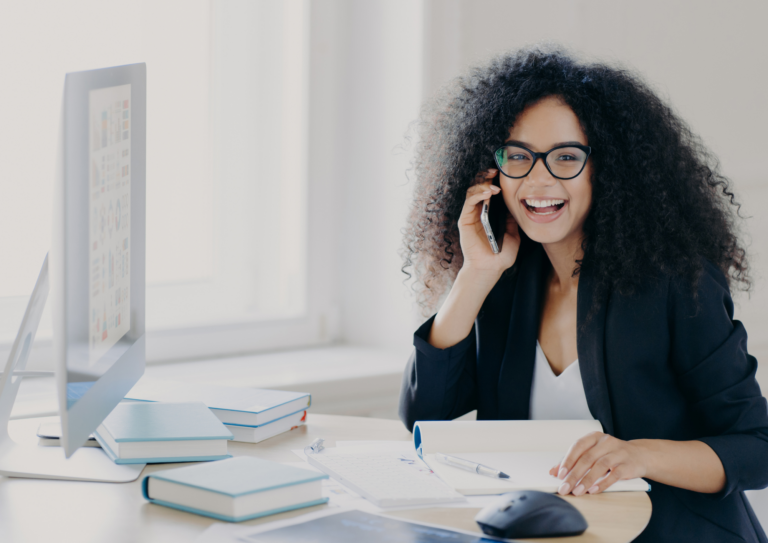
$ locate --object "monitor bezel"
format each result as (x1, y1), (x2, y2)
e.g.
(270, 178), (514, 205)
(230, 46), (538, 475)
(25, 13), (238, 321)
(54, 63), (146, 458)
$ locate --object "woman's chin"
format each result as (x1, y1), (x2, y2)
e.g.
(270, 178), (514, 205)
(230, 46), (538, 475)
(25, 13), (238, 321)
(519, 224), (572, 246)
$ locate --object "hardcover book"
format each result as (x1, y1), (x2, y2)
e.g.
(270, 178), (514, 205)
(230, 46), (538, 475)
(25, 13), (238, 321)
(225, 410), (307, 443)
(93, 401), (233, 464)
(126, 379), (311, 427)
(142, 456), (329, 522)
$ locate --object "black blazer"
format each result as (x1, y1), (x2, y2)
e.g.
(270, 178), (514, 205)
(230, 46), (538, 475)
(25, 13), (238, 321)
(399, 243), (768, 542)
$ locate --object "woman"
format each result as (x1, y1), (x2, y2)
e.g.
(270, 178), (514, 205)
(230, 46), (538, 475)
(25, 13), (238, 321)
(399, 46), (768, 542)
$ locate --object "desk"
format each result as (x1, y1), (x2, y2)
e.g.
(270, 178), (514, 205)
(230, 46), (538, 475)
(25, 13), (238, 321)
(0, 414), (651, 543)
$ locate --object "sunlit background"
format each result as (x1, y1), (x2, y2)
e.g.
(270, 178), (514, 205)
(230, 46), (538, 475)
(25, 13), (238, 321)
(1, 0), (767, 519)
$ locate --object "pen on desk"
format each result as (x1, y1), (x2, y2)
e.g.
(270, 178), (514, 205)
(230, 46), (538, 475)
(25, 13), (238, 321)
(434, 453), (509, 479)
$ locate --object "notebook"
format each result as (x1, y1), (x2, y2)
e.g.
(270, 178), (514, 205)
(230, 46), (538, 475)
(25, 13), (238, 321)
(414, 420), (651, 495)
(226, 410), (307, 443)
(142, 456), (328, 522)
(93, 401), (233, 464)
(126, 379), (311, 427)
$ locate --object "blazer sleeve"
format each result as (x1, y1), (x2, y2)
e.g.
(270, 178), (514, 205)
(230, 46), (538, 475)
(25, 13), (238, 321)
(669, 259), (768, 497)
(398, 315), (479, 432)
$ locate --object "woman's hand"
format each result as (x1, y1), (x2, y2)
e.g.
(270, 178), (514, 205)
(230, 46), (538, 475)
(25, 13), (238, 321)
(549, 432), (648, 496)
(426, 170), (521, 349)
(458, 169), (520, 277)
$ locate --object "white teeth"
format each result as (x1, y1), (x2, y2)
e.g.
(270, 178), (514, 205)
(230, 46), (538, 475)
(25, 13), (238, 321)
(524, 199), (565, 208)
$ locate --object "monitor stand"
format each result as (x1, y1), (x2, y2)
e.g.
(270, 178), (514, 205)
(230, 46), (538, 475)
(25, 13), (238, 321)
(0, 255), (144, 482)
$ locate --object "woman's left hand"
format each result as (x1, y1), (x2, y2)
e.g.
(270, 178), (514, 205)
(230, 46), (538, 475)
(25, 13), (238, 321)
(549, 432), (648, 496)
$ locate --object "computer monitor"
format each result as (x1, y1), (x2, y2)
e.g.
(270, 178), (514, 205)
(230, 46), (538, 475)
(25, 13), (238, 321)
(0, 63), (146, 481)
(53, 63), (147, 458)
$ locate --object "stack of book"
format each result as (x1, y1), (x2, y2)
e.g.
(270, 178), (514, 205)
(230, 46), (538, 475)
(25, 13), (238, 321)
(126, 379), (311, 443)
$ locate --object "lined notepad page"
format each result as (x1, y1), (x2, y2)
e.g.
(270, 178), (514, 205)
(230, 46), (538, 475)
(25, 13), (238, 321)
(414, 420), (650, 496)
(423, 451), (649, 495)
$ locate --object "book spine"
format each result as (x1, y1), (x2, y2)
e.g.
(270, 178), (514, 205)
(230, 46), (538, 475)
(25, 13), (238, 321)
(114, 454), (232, 465)
(141, 475), (151, 500)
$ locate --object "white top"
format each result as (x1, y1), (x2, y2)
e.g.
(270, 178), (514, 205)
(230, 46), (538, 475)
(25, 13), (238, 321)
(529, 341), (594, 421)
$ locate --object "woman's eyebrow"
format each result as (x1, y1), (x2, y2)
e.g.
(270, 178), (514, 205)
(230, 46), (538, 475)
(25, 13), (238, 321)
(503, 139), (585, 149)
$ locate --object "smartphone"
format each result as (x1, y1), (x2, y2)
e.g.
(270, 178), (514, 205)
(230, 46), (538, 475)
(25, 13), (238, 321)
(480, 175), (507, 254)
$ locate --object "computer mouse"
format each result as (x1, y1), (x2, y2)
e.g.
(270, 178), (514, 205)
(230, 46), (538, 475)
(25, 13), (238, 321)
(475, 490), (588, 539)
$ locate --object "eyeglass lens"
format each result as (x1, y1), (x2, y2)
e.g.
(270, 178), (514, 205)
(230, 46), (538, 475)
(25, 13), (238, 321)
(495, 146), (588, 179)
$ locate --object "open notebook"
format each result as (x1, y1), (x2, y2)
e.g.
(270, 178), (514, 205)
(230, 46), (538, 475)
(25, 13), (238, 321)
(413, 420), (650, 495)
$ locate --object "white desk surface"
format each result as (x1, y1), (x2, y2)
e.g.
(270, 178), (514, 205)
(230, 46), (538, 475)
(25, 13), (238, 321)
(0, 414), (652, 543)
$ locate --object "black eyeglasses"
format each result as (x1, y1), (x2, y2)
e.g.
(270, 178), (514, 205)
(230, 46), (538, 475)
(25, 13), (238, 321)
(493, 143), (592, 180)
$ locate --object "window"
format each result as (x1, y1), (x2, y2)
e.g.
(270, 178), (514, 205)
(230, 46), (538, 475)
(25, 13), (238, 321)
(0, 0), (329, 368)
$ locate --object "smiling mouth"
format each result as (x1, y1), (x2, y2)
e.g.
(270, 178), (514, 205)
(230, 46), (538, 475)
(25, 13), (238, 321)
(523, 199), (567, 215)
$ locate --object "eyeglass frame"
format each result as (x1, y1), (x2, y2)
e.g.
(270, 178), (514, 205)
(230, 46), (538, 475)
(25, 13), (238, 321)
(493, 143), (593, 180)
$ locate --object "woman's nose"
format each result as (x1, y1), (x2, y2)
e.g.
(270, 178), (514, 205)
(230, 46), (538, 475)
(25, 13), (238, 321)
(523, 157), (556, 186)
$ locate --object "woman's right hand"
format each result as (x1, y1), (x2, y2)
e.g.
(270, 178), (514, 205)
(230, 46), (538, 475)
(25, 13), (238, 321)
(428, 170), (521, 349)
(458, 169), (520, 277)
(429, 170), (520, 349)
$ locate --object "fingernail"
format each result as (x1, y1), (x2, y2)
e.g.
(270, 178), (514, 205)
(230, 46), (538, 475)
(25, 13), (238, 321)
(557, 482), (571, 495)
(573, 484), (585, 496)
(491, 185), (501, 191)
(587, 485), (599, 494)
(558, 467), (568, 479)
(483, 190), (491, 194)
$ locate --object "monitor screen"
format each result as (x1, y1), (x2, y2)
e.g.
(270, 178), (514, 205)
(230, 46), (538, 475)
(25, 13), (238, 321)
(88, 84), (132, 366)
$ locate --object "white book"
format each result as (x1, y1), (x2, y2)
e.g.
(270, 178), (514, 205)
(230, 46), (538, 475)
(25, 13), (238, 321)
(414, 420), (650, 495)
(225, 410), (307, 443)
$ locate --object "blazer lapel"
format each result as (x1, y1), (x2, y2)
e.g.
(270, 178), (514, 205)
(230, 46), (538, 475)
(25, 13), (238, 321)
(577, 266), (615, 435)
(496, 245), (548, 420)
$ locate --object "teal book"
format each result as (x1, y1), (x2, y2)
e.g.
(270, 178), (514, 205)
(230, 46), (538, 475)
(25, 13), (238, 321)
(93, 401), (233, 464)
(142, 456), (329, 522)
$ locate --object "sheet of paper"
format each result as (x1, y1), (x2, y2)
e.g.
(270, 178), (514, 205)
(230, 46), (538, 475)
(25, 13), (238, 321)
(280, 461), (381, 513)
(291, 444), (480, 510)
(292, 440), (412, 461)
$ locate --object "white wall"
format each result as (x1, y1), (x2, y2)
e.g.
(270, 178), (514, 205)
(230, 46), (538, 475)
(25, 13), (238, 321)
(309, 0), (425, 354)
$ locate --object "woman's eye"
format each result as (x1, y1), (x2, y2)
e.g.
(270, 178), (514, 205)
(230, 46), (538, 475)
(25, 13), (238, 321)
(555, 154), (576, 161)
(508, 154), (528, 161)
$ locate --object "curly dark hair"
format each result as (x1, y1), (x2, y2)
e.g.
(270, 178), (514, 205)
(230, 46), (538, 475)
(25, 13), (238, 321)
(401, 45), (749, 315)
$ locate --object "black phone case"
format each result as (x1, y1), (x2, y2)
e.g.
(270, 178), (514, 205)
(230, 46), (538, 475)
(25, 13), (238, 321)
(488, 175), (508, 250)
